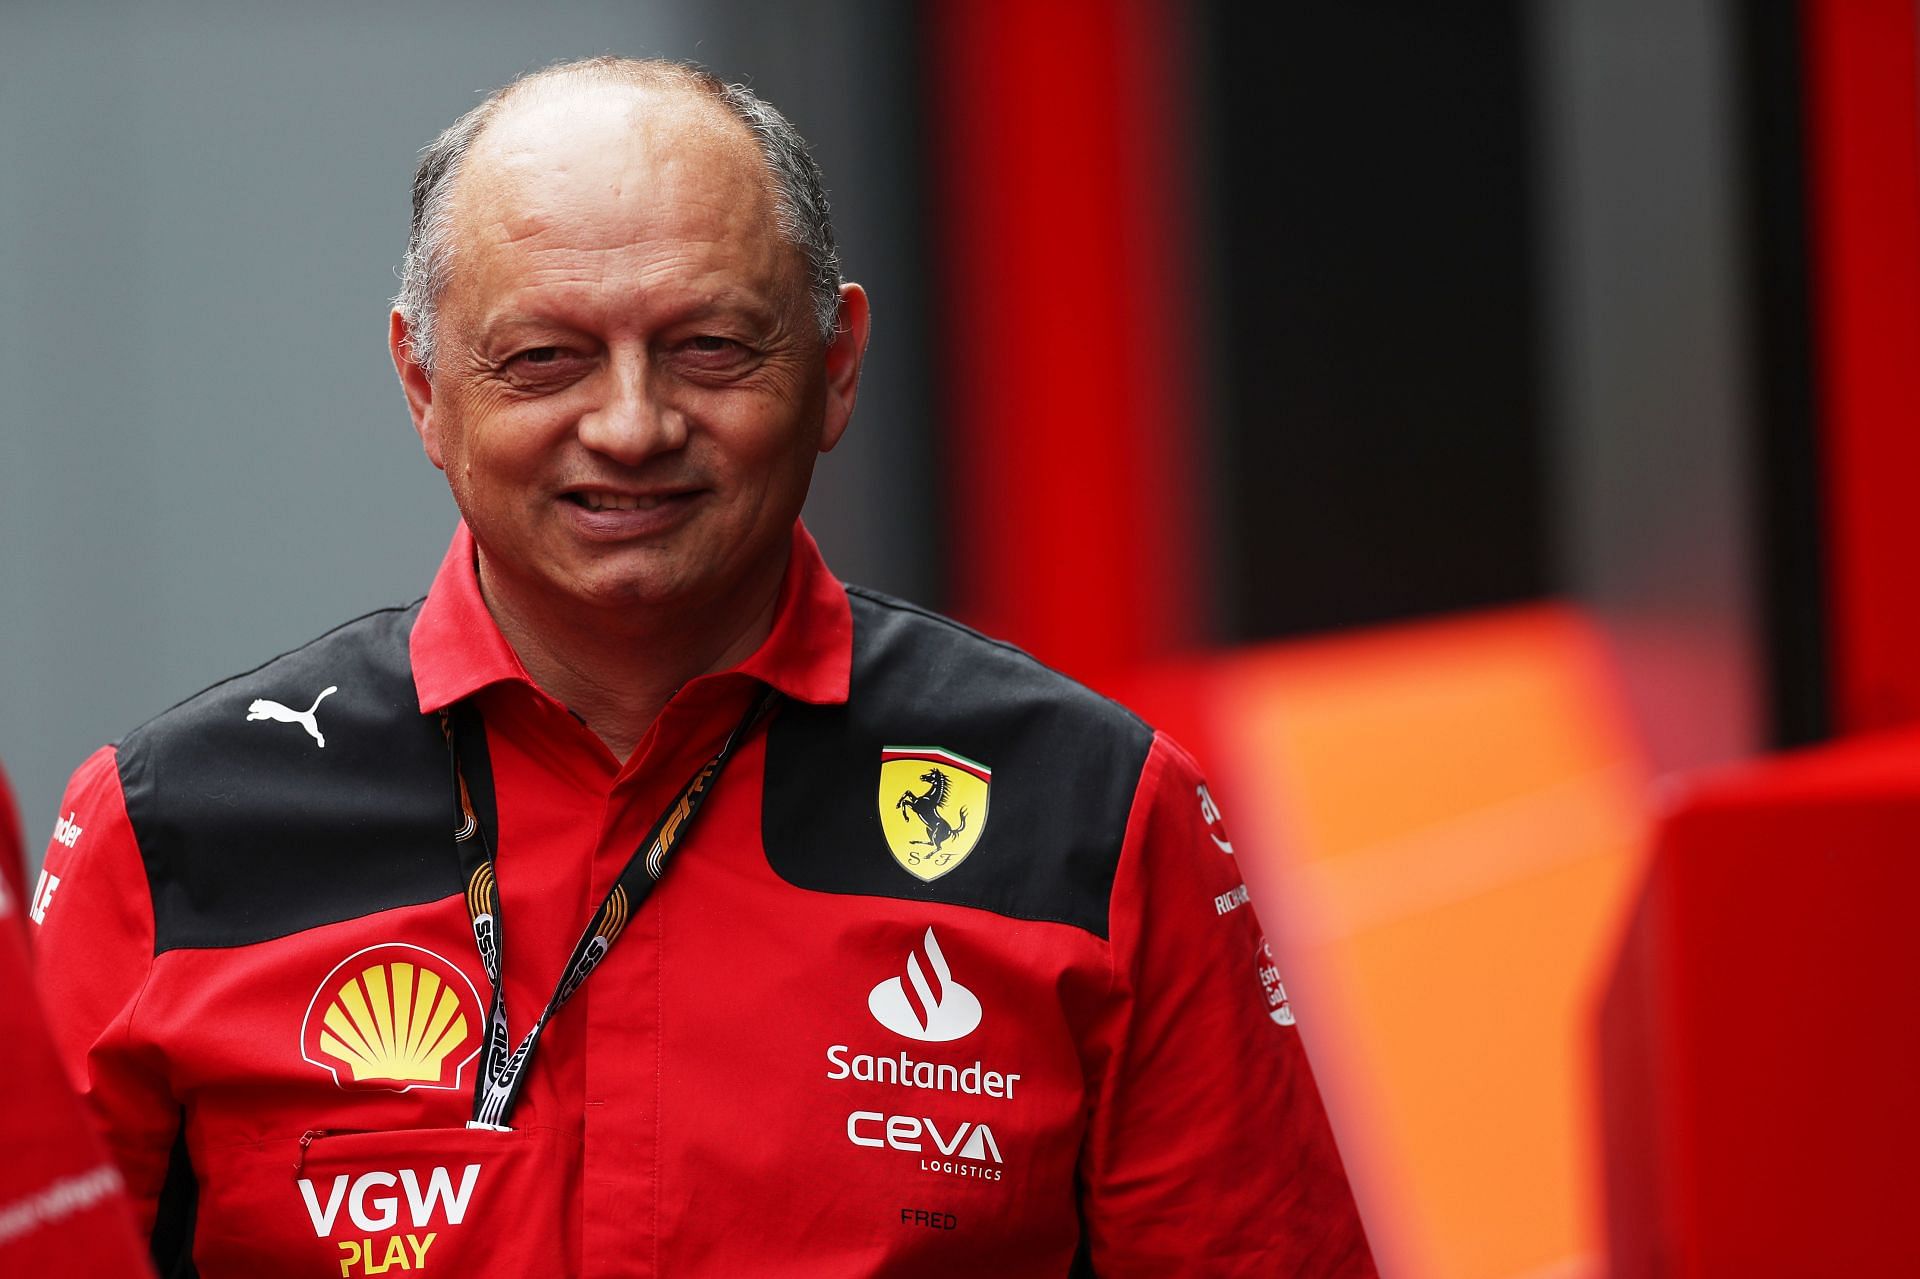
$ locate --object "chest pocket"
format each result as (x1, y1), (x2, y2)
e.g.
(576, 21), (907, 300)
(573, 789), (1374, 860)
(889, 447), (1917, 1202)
(191, 1125), (579, 1278)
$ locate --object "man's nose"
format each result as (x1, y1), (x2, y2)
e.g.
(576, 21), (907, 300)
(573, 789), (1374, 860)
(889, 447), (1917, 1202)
(576, 348), (687, 463)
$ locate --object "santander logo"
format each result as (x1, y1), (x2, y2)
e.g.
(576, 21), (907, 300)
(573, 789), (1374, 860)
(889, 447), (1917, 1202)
(869, 928), (982, 1043)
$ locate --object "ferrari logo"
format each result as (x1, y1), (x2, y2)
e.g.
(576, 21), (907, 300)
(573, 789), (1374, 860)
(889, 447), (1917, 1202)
(879, 746), (992, 881)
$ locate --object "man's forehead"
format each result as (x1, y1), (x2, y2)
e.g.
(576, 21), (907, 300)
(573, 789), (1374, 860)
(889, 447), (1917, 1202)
(476, 77), (754, 176)
(454, 79), (777, 255)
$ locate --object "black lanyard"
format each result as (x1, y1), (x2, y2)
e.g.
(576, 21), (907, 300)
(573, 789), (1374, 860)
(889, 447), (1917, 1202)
(439, 686), (779, 1130)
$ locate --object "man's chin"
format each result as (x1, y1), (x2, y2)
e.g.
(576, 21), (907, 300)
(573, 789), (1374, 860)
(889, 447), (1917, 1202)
(557, 570), (695, 614)
(477, 538), (686, 619)
(484, 518), (788, 622)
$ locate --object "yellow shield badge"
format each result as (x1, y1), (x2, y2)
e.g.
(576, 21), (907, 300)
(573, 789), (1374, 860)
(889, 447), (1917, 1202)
(878, 746), (991, 881)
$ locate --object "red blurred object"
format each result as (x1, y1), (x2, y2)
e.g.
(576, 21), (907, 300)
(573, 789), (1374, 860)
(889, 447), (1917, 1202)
(0, 758), (154, 1277)
(1804, 0), (1920, 732)
(0, 759), (25, 928)
(925, 0), (1202, 683)
(0, 929), (156, 1277)
(1600, 730), (1920, 1275)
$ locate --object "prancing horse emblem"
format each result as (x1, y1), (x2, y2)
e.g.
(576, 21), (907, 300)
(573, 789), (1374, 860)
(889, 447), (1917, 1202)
(246, 685), (338, 748)
(898, 769), (969, 853)
(877, 747), (991, 882)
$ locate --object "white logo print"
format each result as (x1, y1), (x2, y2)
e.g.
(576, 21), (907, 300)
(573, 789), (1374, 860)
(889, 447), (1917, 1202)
(52, 811), (84, 849)
(1197, 783), (1234, 854)
(847, 1111), (1005, 1172)
(869, 928), (982, 1043)
(1258, 936), (1295, 1026)
(28, 869), (60, 925)
(297, 1162), (480, 1238)
(247, 685), (339, 748)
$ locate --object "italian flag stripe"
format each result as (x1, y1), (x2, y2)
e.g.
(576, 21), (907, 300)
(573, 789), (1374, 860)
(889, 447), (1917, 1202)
(881, 746), (992, 782)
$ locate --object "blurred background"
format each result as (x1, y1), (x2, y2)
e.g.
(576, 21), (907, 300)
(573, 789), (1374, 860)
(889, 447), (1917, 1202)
(4, 1), (1917, 1274)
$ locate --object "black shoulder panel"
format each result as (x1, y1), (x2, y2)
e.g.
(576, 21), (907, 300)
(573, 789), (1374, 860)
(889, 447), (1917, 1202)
(118, 603), (473, 954)
(761, 588), (1155, 939)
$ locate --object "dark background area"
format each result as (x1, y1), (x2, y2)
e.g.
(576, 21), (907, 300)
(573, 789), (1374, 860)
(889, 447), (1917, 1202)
(1206, 4), (1552, 642)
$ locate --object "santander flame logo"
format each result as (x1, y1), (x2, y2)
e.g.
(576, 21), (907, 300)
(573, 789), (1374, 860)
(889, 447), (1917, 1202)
(868, 928), (982, 1042)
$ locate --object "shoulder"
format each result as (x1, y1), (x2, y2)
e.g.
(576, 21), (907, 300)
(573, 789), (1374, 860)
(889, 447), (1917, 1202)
(108, 601), (460, 954)
(843, 585), (1154, 749)
(762, 588), (1156, 940)
(119, 602), (423, 762)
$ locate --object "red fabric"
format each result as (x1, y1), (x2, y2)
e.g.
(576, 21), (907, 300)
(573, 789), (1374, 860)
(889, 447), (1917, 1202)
(1600, 729), (1920, 1272)
(35, 525), (1368, 1275)
(1083, 736), (1371, 1276)
(0, 763), (153, 1277)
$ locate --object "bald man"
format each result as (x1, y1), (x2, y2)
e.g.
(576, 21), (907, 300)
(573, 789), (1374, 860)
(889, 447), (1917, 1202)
(33, 59), (1372, 1277)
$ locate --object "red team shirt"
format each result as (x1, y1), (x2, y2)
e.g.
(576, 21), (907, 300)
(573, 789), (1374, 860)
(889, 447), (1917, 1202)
(32, 524), (1373, 1276)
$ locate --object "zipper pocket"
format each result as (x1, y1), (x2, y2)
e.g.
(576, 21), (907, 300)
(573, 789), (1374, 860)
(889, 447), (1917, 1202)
(294, 1128), (374, 1178)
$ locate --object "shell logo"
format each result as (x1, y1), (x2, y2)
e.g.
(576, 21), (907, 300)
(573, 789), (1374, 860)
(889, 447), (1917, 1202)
(300, 943), (483, 1092)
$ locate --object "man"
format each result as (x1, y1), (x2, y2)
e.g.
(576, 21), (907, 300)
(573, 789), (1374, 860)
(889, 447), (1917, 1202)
(34, 58), (1373, 1276)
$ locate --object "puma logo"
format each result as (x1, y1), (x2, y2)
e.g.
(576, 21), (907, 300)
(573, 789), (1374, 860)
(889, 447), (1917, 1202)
(246, 686), (339, 748)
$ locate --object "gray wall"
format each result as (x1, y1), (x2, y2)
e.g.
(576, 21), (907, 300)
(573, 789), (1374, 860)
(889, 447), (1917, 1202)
(0, 2), (928, 863)
(1534, 0), (1766, 775)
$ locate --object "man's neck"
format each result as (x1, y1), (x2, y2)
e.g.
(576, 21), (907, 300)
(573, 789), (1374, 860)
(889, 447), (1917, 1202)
(475, 549), (787, 762)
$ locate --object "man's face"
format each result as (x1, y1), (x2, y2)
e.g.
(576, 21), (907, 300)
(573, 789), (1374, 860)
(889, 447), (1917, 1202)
(392, 84), (867, 620)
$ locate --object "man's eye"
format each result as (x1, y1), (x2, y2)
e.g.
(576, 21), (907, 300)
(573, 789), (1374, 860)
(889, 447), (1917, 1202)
(515, 347), (562, 365)
(688, 336), (740, 354)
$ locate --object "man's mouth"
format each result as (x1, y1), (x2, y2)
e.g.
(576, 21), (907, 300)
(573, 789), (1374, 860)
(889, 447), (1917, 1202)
(564, 490), (691, 511)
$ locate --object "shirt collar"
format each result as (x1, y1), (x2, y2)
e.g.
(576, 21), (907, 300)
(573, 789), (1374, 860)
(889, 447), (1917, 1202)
(410, 520), (852, 713)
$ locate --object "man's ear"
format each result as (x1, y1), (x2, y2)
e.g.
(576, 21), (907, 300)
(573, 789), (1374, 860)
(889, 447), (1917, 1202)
(818, 282), (871, 455)
(389, 309), (446, 470)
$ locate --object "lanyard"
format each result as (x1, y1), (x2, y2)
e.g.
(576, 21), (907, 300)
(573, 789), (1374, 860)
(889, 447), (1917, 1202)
(440, 686), (779, 1130)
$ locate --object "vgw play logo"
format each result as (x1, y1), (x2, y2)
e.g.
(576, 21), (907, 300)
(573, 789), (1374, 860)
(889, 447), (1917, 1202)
(296, 1161), (479, 1276)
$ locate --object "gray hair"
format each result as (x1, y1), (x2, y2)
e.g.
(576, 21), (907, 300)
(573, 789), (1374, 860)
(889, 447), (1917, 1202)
(394, 57), (843, 374)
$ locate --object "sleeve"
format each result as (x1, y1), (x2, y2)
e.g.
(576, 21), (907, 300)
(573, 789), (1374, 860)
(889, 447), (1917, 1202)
(1079, 732), (1375, 1277)
(29, 745), (180, 1241)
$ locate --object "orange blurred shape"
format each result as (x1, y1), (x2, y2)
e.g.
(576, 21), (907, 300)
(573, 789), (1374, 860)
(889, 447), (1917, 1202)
(1124, 605), (1649, 1279)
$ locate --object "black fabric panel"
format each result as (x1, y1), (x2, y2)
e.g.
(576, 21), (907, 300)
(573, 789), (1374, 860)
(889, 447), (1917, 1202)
(762, 589), (1154, 939)
(118, 604), (470, 954)
(150, 1123), (198, 1278)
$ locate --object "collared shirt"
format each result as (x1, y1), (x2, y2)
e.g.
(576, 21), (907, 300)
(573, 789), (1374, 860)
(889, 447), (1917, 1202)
(409, 521), (850, 1193)
(34, 521), (1373, 1277)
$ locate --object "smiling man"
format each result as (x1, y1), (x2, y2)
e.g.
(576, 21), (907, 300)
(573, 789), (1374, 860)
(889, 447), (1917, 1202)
(32, 58), (1372, 1277)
